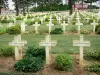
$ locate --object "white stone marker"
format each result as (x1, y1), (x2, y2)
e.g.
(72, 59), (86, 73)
(21, 22), (25, 34)
(76, 17), (81, 23)
(61, 21), (68, 34)
(75, 22), (83, 34)
(33, 22), (40, 34)
(9, 35), (27, 60)
(47, 22), (54, 34)
(13, 17), (16, 24)
(49, 16), (53, 23)
(39, 35), (57, 64)
(58, 17), (62, 24)
(40, 18), (44, 24)
(73, 35), (90, 65)
(91, 20), (98, 33)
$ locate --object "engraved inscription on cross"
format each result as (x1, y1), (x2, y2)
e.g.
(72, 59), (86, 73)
(61, 21), (68, 34)
(73, 35), (90, 65)
(33, 22), (40, 34)
(91, 20), (98, 33)
(39, 35), (57, 65)
(9, 35), (27, 60)
(75, 21), (83, 34)
(47, 22), (54, 34)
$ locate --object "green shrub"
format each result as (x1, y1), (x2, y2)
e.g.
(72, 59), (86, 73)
(50, 28), (63, 34)
(25, 46), (45, 60)
(25, 20), (34, 26)
(84, 51), (100, 60)
(52, 20), (59, 25)
(0, 46), (14, 56)
(14, 46), (45, 72)
(45, 16), (49, 22)
(95, 25), (100, 34)
(1, 19), (14, 23)
(70, 26), (77, 32)
(0, 27), (6, 35)
(16, 16), (24, 20)
(7, 25), (21, 34)
(14, 56), (44, 72)
(55, 54), (73, 71)
(33, 19), (41, 24)
(84, 64), (100, 74)
(27, 15), (34, 19)
(81, 30), (91, 35)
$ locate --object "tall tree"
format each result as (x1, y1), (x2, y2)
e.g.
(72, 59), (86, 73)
(13, 0), (35, 16)
(84, 0), (99, 9)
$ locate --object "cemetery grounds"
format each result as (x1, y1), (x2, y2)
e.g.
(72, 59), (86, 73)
(0, 11), (100, 75)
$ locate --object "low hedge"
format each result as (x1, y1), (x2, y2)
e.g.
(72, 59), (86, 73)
(84, 51), (100, 60)
(50, 28), (63, 34)
(7, 25), (21, 34)
(84, 63), (100, 74)
(55, 54), (73, 71)
(14, 46), (45, 72)
(0, 46), (14, 57)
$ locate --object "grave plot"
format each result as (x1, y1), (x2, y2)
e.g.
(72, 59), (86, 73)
(0, 10), (100, 75)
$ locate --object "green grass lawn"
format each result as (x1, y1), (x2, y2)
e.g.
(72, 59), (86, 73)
(0, 34), (100, 54)
(0, 17), (99, 54)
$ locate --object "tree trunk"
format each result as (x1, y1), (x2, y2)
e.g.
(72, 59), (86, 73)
(23, 7), (26, 16)
(27, 5), (29, 14)
(15, 0), (19, 16)
(90, 2), (92, 10)
(0, 7), (1, 15)
(74, 2), (75, 11)
(68, 0), (73, 15)
(82, 0), (84, 10)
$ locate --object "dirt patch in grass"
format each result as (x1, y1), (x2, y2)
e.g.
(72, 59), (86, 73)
(0, 56), (15, 72)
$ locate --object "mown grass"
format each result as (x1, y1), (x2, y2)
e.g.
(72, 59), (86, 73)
(0, 34), (100, 54)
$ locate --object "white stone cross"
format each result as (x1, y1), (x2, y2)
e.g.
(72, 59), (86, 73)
(75, 22), (83, 34)
(40, 18), (44, 24)
(47, 21), (54, 34)
(58, 17), (62, 24)
(91, 20), (98, 33)
(61, 21), (68, 34)
(21, 22), (25, 34)
(76, 17), (81, 23)
(48, 16), (53, 23)
(12, 17), (16, 24)
(91, 13), (94, 18)
(39, 35), (57, 65)
(33, 22), (40, 34)
(73, 35), (90, 65)
(9, 35), (27, 60)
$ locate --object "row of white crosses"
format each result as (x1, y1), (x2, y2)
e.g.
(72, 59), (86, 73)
(91, 20), (98, 33)
(12, 12), (98, 35)
(80, 11), (98, 33)
(75, 11), (99, 34)
(9, 34), (90, 66)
